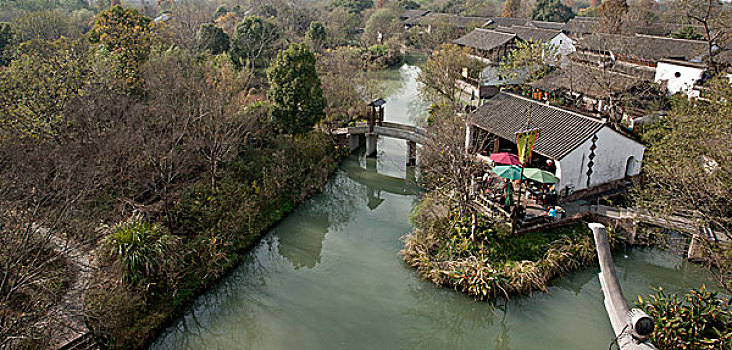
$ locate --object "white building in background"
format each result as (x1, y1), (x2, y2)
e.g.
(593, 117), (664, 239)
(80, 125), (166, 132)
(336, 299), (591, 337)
(468, 92), (645, 196)
(493, 25), (576, 65)
(654, 59), (707, 97)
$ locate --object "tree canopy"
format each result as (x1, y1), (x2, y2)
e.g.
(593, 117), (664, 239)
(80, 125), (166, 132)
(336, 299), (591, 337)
(198, 23), (229, 55)
(330, 0), (374, 14)
(231, 15), (280, 69)
(267, 43), (326, 134)
(88, 5), (154, 90)
(0, 22), (13, 66)
(307, 21), (327, 51)
(531, 0), (575, 22)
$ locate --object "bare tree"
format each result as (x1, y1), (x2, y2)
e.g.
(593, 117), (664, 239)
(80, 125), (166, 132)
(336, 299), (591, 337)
(669, 0), (732, 72)
(419, 111), (481, 219)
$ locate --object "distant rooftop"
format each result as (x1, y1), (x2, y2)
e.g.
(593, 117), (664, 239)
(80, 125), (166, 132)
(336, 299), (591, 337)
(454, 28), (516, 52)
(531, 63), (643, 99)
(577, 33), (708, 63)
(495, 25), (563, 43)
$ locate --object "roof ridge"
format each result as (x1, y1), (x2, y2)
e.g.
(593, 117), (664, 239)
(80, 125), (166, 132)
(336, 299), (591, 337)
(634, 33), (707, 43)
(570, 63), (641, 80)
(474, 28), (517, 37)
(510, 25), (560, 32)
(500, 91), (604, 125)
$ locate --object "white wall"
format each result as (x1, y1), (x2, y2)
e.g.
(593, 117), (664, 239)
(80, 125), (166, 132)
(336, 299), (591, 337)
(549, 33), (575, 66)
(654, 61), (705, 96)
(556, 127), (645, 193)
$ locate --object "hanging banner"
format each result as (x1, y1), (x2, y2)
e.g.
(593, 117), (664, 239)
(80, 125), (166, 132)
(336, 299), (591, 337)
(516, 128), (540, 165)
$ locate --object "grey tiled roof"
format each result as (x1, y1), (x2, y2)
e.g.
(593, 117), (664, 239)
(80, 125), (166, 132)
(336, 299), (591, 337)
(577, 33), (708, 62)
(470, 92), (604, 159)
(531, 62), (642, 98)
(400, 10), (430, 20)
(529, 20), (566, 30)
(564, 16), (599, 36)
(454, 28), (516, 52)
(487, 17), (533, 28)
(495, 25), (561, 42)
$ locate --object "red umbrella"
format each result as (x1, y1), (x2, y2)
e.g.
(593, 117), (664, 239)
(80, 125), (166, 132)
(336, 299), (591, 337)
(489, 152), (521, 166)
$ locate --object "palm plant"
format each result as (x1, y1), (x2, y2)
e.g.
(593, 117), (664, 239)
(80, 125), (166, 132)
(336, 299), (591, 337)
(98, 215), (179, 286)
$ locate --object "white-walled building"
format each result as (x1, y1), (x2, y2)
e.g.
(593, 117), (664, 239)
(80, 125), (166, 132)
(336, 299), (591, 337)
(494, 25), (576, 65)
(654, 59), (707, 97)
(468, 92), (645, 195)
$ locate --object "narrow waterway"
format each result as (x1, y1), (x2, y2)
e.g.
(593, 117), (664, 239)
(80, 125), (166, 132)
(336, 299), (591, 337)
(151, 65), (717, 350)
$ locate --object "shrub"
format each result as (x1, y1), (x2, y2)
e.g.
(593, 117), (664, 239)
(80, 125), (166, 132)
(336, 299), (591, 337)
(638, 286), (731, 350)
(98, 215), (180, 286)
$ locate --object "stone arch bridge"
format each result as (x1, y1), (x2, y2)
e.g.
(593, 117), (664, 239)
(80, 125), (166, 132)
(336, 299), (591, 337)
(341, 121), (428, 165)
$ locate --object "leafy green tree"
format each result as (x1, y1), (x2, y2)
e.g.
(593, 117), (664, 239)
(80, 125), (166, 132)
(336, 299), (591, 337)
(231, 15), (280, 71)
(670, 26), (705, 40)
(398, 0), (420, 9)
(214, 5), (228, 20)
(0, 38), (89, 139)
(330, 0), (374, 14)
(198, 23), (229, 55)
(88, 5), (154, 90)
(531, 0), (575, 23)
(307, 21), (327, 51)
(267, 43), (326, 134)
(0, 22), (13, 66)
(502, 0), (521, 17)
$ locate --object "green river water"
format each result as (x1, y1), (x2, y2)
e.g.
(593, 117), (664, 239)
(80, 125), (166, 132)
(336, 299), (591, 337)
(151, 64), (717, 350)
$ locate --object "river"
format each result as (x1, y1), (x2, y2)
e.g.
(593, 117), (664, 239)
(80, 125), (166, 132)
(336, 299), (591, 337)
(151, 64), (717, 350)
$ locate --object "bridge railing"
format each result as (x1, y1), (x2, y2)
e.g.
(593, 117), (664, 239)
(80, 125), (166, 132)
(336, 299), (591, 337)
(347, 121), (428, 143)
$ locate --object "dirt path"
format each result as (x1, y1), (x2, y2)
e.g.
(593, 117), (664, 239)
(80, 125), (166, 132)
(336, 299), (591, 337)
(44, 230), (94, 349)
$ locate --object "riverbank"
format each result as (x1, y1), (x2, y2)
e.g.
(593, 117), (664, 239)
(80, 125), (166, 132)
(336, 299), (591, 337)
(85, 132), (348, 348)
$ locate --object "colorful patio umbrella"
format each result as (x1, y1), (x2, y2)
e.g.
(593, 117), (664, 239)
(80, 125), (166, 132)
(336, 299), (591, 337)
(489, 152), (521, 166)
(491, 165), (525, 180)
(523, 168), (560, 184)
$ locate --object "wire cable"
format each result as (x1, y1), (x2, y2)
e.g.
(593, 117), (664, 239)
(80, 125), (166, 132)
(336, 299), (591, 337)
(608, 324), (630, 350)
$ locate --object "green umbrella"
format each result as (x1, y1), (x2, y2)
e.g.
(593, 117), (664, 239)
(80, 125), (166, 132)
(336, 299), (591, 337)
(523, 168), (560, 184)
(491, 165), (525, 180)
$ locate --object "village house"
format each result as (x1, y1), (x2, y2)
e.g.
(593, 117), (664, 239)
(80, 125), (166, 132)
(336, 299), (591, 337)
(574, 33), (708, 79)
(564, 16), (705, 39)
(453, 26), (576, 102)
(484, 17), (567, 31)
(564, 16), (599, 39)
(454, 28), (518, 64)
(494, 25), (576, 63)
(467, 92), (645, 197)
(530, 62), (661, 120)
(654, 59), (708, 97)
